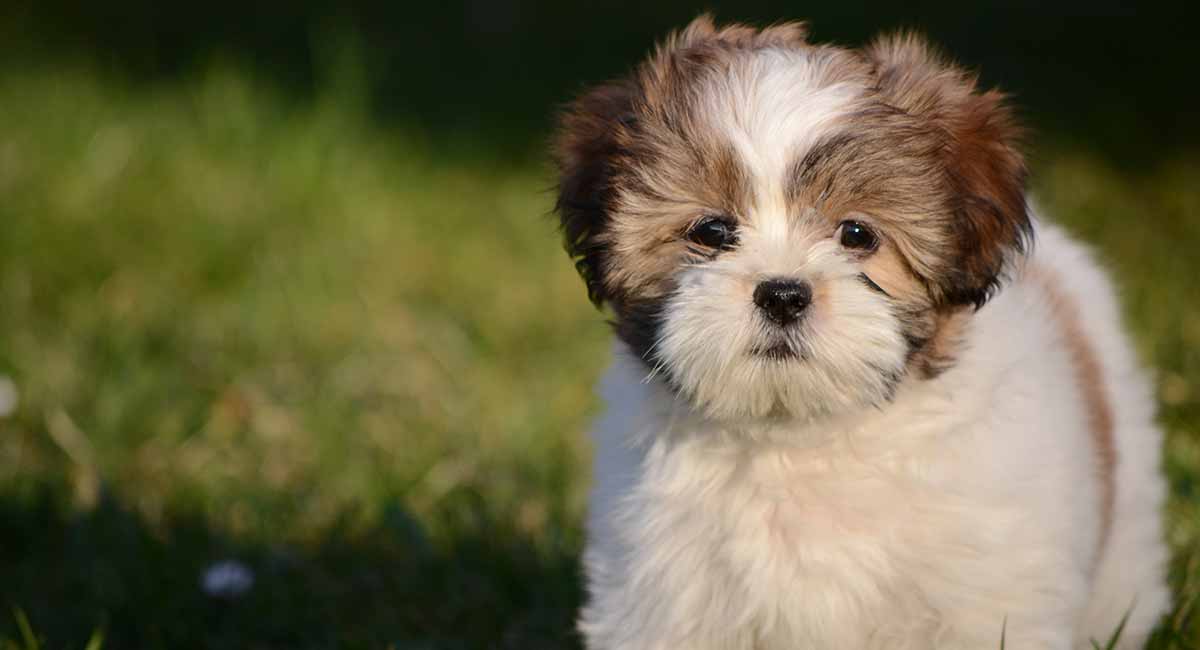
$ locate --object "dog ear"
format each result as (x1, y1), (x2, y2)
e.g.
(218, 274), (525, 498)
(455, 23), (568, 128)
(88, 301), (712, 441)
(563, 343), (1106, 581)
(552, 78), (637, 307)
(867, 33), (1032, 309)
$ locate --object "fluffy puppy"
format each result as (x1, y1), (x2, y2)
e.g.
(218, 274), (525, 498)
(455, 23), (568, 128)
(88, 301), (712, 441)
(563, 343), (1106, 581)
(552, 15), (1170, 650)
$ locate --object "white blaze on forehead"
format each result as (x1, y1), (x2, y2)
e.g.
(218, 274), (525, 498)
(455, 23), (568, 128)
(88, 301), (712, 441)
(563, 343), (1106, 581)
(703, 48), (864, 234)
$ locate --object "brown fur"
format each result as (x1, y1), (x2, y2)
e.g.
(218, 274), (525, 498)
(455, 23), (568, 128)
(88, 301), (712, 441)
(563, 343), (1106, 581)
(554, 78), (638, 305)
(866, 33), (1031, 308)
(856, 241), (968, 377)
(787, 111), (955, 289)
(556, 15), (854, 306)
(602, 132), (752, 300)
(906, 308), (970, 377)
(553, 16), (1032, 377)
(1027, 263), (1117, 549)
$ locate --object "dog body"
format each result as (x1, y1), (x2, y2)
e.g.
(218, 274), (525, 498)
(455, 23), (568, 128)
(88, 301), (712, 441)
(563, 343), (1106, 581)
(554, 17), (1169, 649)
(581, 224), (1168, 649)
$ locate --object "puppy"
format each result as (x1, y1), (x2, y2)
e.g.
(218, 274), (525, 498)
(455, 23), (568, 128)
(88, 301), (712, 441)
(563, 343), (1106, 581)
(551, 15), (1170, 650)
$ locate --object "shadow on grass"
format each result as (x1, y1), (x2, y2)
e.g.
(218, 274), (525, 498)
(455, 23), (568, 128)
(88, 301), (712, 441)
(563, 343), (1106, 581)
(0, 485), (583, 650)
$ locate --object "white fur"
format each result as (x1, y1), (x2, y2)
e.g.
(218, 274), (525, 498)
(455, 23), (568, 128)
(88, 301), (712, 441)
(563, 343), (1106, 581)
(656, 54), (902, 422)
(574, 41), (1169, 648)
(580, 222), (1170, 649)
(658, 228), (905, 421)
(707, 49), (865, 213)
(579, 220), (1170, 649)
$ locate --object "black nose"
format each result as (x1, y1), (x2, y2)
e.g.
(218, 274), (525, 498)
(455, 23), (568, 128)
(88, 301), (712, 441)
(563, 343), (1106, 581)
(753, 279), (812, 326)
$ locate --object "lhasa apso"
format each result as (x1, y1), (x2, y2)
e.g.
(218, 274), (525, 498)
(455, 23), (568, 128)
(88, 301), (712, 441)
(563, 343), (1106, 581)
(552, 15), (1169, 650)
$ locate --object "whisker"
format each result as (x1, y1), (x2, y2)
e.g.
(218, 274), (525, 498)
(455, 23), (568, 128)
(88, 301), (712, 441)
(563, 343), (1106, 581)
(640, 335), (670, 384)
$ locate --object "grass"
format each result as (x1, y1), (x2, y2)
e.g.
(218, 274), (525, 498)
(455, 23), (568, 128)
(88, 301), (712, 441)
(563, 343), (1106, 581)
(0, 62), (1196, 648)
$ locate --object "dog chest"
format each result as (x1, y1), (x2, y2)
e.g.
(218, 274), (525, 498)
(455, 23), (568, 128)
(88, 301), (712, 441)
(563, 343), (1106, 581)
(610, 440), (949, 643)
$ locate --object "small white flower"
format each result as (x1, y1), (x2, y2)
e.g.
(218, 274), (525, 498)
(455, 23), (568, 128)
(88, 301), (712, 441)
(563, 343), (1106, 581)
(201, 560), (254, 598)
(0, 376), (17, 418)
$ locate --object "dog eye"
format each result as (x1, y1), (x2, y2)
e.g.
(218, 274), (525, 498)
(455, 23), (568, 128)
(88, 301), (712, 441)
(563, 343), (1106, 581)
(838, 220), (878, 251)
(686, 216), (737, 250)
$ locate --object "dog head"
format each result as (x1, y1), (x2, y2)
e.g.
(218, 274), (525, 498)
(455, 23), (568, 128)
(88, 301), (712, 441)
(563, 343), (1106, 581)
(554, 16), (1030, 421)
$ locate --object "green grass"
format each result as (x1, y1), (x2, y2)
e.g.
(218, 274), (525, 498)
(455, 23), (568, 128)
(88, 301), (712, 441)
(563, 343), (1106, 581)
(0, 63), (1196, 648)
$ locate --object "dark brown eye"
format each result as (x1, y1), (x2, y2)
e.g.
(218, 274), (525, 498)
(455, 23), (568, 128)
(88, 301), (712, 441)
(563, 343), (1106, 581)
(839, 220), (878, 251)
(686, 216), (737, 250)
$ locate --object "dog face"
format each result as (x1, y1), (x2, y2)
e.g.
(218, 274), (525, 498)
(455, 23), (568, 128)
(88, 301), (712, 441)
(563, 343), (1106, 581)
(554, 16), (1030, 421)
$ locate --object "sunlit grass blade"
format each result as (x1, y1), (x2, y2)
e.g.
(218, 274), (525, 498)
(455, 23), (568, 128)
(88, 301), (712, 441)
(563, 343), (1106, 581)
(1093, 604), (1134, 650)
(82, 628), (104, 650)
(9, 609), (38, 650)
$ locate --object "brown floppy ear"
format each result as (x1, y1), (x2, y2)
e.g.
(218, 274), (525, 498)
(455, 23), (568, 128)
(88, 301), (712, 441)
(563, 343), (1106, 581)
(552, 78), (637, 307)
(867, 33), (1032, 308)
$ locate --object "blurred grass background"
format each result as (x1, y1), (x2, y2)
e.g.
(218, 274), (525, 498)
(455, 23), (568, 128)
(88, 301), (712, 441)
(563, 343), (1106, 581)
(0, 1), (1196, 648)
